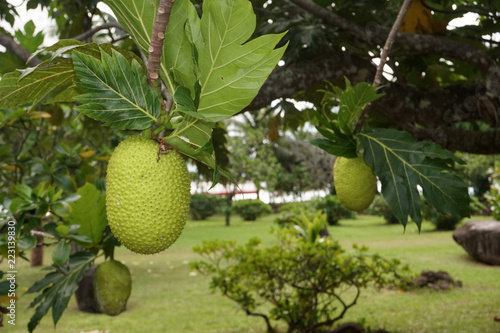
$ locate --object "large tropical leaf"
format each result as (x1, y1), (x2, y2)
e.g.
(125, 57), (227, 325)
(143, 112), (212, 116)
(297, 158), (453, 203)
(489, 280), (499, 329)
(72, 48), (162, 130)
(26, 251), (95, 333)
(0, 59), (76, 109)
(359, 128), (470, 229)
(104, 0), (287, 122)
(103, 0), (198, 95)
(68, 183), (107, 245)
(197, 0), (287, 121)
(165, 87), (234, 184)
(0, 41), (144, 109)
(337, 81), (383, 135)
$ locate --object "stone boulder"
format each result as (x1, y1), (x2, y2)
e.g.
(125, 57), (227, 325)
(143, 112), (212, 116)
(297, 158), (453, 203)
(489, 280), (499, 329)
(453, 220), (500, 265)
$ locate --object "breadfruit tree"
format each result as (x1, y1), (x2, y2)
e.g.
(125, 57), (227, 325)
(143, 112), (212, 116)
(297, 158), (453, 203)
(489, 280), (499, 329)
(0, 0), (496, 331)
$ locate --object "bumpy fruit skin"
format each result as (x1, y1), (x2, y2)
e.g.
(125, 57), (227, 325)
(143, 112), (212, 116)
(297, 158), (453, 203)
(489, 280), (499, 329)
(93, 260), (132, 316)
(333, 156), (377, 212)
(106, 135), (191, 254)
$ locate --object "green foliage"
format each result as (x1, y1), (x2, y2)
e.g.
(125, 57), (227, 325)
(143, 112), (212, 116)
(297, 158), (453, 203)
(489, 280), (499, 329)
(275, 196), (353, 228)
(68, 183), (108, 246)
(192, 236), (412, 333)
(26, 251), (96, 333)
(0, 41), (140, 110)
(190, 193), (220, 220)
(72, 49), (162, 130)
(278, 200), (317, 215)
(232, 199), (272, 221)
(420, 198), (463, 231)
(274, 200), (317, 228)
(455, 153), (498, 197)
(485, 162), (500, 220)
(316, 194), (354, 226)
(367, 195), (399, 224)
(359, 128), (470, 228)
(104, 0), (287, 121)
(289, 210), (327, 244)
(312, 81), (471, 230)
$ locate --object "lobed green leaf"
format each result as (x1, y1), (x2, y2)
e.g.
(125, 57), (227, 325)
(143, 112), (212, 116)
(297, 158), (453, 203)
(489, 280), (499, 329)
(72, 49), (162, 130)
(68, 183), (107, 244)
(359, 128), (470, 229)
(27, 251), (95, 333)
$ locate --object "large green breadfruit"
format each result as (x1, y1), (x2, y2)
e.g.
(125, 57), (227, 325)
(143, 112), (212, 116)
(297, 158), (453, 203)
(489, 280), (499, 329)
(93, 260), (131, 316)
(106, 135), (191, 254)
(333, 156), (377, 212)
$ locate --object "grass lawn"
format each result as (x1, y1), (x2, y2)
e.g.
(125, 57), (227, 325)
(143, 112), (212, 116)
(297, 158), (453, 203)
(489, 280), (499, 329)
(8, 214), (500, 333)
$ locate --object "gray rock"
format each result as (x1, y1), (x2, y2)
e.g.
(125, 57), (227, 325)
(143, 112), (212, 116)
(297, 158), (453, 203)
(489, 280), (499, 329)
(453, 220), (500, 265)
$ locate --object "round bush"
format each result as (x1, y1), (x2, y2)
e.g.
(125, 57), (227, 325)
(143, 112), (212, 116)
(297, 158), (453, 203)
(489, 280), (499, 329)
(316, 195), (355, 226)
(421, 199), (462, 231)
(368, 195), (399, 224)
(190, 193), (220, 220)
(233, 199), (272, 221)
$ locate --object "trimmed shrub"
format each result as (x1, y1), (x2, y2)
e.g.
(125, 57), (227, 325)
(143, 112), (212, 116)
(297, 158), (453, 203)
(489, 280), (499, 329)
(316, 195), (354, 226)
(192, 235), (412, 333)
(368, 195), (399, 224)
(190, 193), (220, 220)
(232, 199), (272, 221)
(421, 199), (462, 231)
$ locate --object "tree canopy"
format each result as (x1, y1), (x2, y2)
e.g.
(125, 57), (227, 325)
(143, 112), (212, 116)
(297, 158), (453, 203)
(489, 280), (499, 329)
(1, 0), (499, 154)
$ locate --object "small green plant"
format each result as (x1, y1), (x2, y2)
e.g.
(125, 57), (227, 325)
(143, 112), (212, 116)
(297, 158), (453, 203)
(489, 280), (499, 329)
(192, 234), (412, 333)
(274, 200), (318, 228)
(232, 199), (272, 221)
(368, 195), (399, 224)
(190, 193), (220, 220)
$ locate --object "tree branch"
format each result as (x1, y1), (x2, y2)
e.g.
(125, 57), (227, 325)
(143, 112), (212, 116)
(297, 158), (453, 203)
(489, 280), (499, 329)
(288, 0), (500, 97)
(373, 0), (413, 87)
(0, 32), (42, 66)
(72, 22), (126, 41)
(401, 125), (500, 155)
(147, 0), (176, 89)
(355, 0), (414, 133)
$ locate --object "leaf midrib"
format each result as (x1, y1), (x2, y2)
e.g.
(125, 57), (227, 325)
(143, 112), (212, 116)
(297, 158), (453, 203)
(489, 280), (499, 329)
(360, 132), (455, 202)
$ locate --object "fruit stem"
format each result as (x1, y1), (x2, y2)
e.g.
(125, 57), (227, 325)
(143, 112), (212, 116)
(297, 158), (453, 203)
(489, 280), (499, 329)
(154, 124), (166, 136)
(143, 128), (153, 139)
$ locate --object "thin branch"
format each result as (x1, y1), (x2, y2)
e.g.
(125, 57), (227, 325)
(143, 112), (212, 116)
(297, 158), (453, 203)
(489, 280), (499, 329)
(354, 0), (414, 133)
(72, 22), (126, 41)
(0, 32), (42, 66)
(147, 0), (176, 89)
(373, 0), (413, 86)
(30, 230), (55, 239)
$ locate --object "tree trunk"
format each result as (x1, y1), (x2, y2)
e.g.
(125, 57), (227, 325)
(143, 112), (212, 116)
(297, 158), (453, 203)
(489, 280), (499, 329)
(30, 233), (44, 267)
(319, 224), (330, 238)
(75, 264), (102, 313)
(225, 193), (234, 227)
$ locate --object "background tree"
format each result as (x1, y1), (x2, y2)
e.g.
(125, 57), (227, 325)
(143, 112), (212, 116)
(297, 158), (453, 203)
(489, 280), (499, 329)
(0, 0), (487, 330)
(2, 0), (499, 154)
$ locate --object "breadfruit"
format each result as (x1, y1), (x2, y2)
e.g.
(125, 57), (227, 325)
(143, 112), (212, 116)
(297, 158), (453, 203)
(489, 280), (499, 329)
(106, 135), (191, 254)
(93, 260), (131, 316)
(333, 156), (377, 212)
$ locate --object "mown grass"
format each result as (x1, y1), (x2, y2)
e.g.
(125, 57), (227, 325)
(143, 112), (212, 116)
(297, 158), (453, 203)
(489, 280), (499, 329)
(7, 214), (500, 333)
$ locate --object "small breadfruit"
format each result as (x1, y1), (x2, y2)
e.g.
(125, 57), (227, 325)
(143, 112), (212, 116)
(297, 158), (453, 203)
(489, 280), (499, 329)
(93, 260), (132, 316)
(333, 156), (377, 211)
(106, 135), (191, 254)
